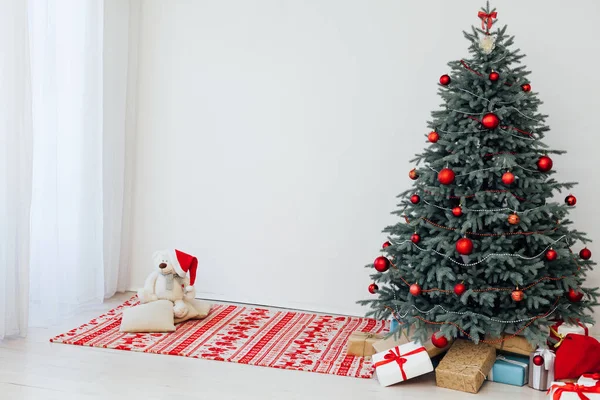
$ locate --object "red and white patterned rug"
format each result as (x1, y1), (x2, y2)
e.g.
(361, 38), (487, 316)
(50, 297), (388, 378)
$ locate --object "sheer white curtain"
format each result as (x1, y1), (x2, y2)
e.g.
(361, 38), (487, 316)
(0, 0), (33, 340)
(0, 0), (138, 335)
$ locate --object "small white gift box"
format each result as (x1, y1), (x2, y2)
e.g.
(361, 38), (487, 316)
(547, 375), (600, 399)
(578, 373), (600, 387)
(372, 341), (433, 387)
(529, 348), (555, 391)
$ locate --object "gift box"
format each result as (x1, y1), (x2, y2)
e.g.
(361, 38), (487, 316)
(548, 320), (593, 349)
(577, 372), (600, 386)
(346, 331), (384, 357)
(488, 354), (529, 386)
(485, 333), (535, 356)
(372, 341), (434, 387)
(528, 348), (555, 391)
(373, 329), (452, 358)
(435, 339), (496, 393)
(578, 373), (600, 386)
(547, 379), (600, 399)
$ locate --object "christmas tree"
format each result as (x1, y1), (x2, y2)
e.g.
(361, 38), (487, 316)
(359, 3), (599, 347)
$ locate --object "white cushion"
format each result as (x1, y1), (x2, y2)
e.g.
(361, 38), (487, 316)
(174, 299), (211, 324)
(120, 300), (176, 333)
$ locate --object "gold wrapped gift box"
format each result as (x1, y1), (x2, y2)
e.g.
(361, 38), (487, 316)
(346, 332), (385, 357)
(435, 339), (496, 393)
(485, 333), (535, 356)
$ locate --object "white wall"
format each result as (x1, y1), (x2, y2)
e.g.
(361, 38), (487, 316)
(129, 0), (600, 331)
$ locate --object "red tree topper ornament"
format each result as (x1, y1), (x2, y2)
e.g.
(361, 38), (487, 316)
(545, 248), (558, 261)
(478, 11), (497, 31)
(439, 74), (451, 85)
(411, 233), (421, 244)
(409, 168), (419, 180)
(580, 248), (592, 260)
(409, 283), (422, 296)
(481, 113), (500, 129)
(438, 168), (455, 185)
(431, 333), (449, 348)
(567, 288), (584, 302)
(456, 237), (473, 255)
(382, 241), (391, 249)
(521, 83), (531, 92)
(373, 256), (390, 272)
(452, 206), (463, 217)
(533, 355), (544, 366)
(368, 283), (379, 294)
(428, 131), (440, 143)
(565, 194), (577, 206)
(537, 155), (553, 172)
(454, 282), (466, 296)
(410, 194), (420, 204)
(489, 71), (499, 81)
(501, 171), (515, 185)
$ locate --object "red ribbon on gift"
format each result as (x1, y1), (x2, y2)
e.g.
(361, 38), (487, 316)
(583, 373), (600, 380)
(547, 381), (600, 400)
(478, 11), (497, 31)
(373, 346), (426, 381)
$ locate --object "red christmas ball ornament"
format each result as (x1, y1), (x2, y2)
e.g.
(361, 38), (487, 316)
(411, 233), (421, 244)
(481, 113), (500, 129)
(382, 241), (391, 249)
(368, 283), (379, 294)
(373, 256), (390, 272)
(580, 248), (592, 260)
(437, 168), (455, 185)
(456, 238), (473, 255)
(521, 83), (531, 92)
(409, 283), (422, 296)
(511, 288), (524, 302)
(439, 74), (451, 86)
(452, 206), (463, 217)
(545, 248), (558, 261)
(507, 213), (520, 225)
(431, 333), (449, 348)
(533, 355), (544, 366)
(489, 71), (500, 81)
(567, 288), (584, 302)
(410, 194), (421, 204)
(501, 171), (515, 185)
(536, 155), (553, 172)
(409, 168), (419, 180)
(428, 131), (440, 143)
(454, 282), (466, 296)
(565, 194), (577, 206)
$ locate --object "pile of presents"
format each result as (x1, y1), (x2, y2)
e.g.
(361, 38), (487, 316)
(347, 319), (600, 397)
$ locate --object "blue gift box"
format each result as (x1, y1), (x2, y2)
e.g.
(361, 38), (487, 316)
(488, 354), (529, 386)
(390, 319), (399, 332)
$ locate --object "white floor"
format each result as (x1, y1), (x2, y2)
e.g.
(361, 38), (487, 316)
(0, 293), (550, 400)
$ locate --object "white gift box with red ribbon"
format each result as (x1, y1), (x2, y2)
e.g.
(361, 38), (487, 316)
(547, 374), (600, 399)
(578, 373), (600, 387)
(372, 341), (434, 387)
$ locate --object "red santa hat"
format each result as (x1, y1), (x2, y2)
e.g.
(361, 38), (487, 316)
(169, 249), (198, 286)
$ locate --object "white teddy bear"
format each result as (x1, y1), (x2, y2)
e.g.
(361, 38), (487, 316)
(138, 249), (198, 319)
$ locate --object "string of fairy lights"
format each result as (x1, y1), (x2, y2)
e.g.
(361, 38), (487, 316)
(366, 44), (592, 344)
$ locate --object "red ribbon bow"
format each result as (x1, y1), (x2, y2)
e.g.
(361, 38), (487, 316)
(548, 381), (600, 400)
(478, 11), (497, 31)
(373, 346), (426, 381)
